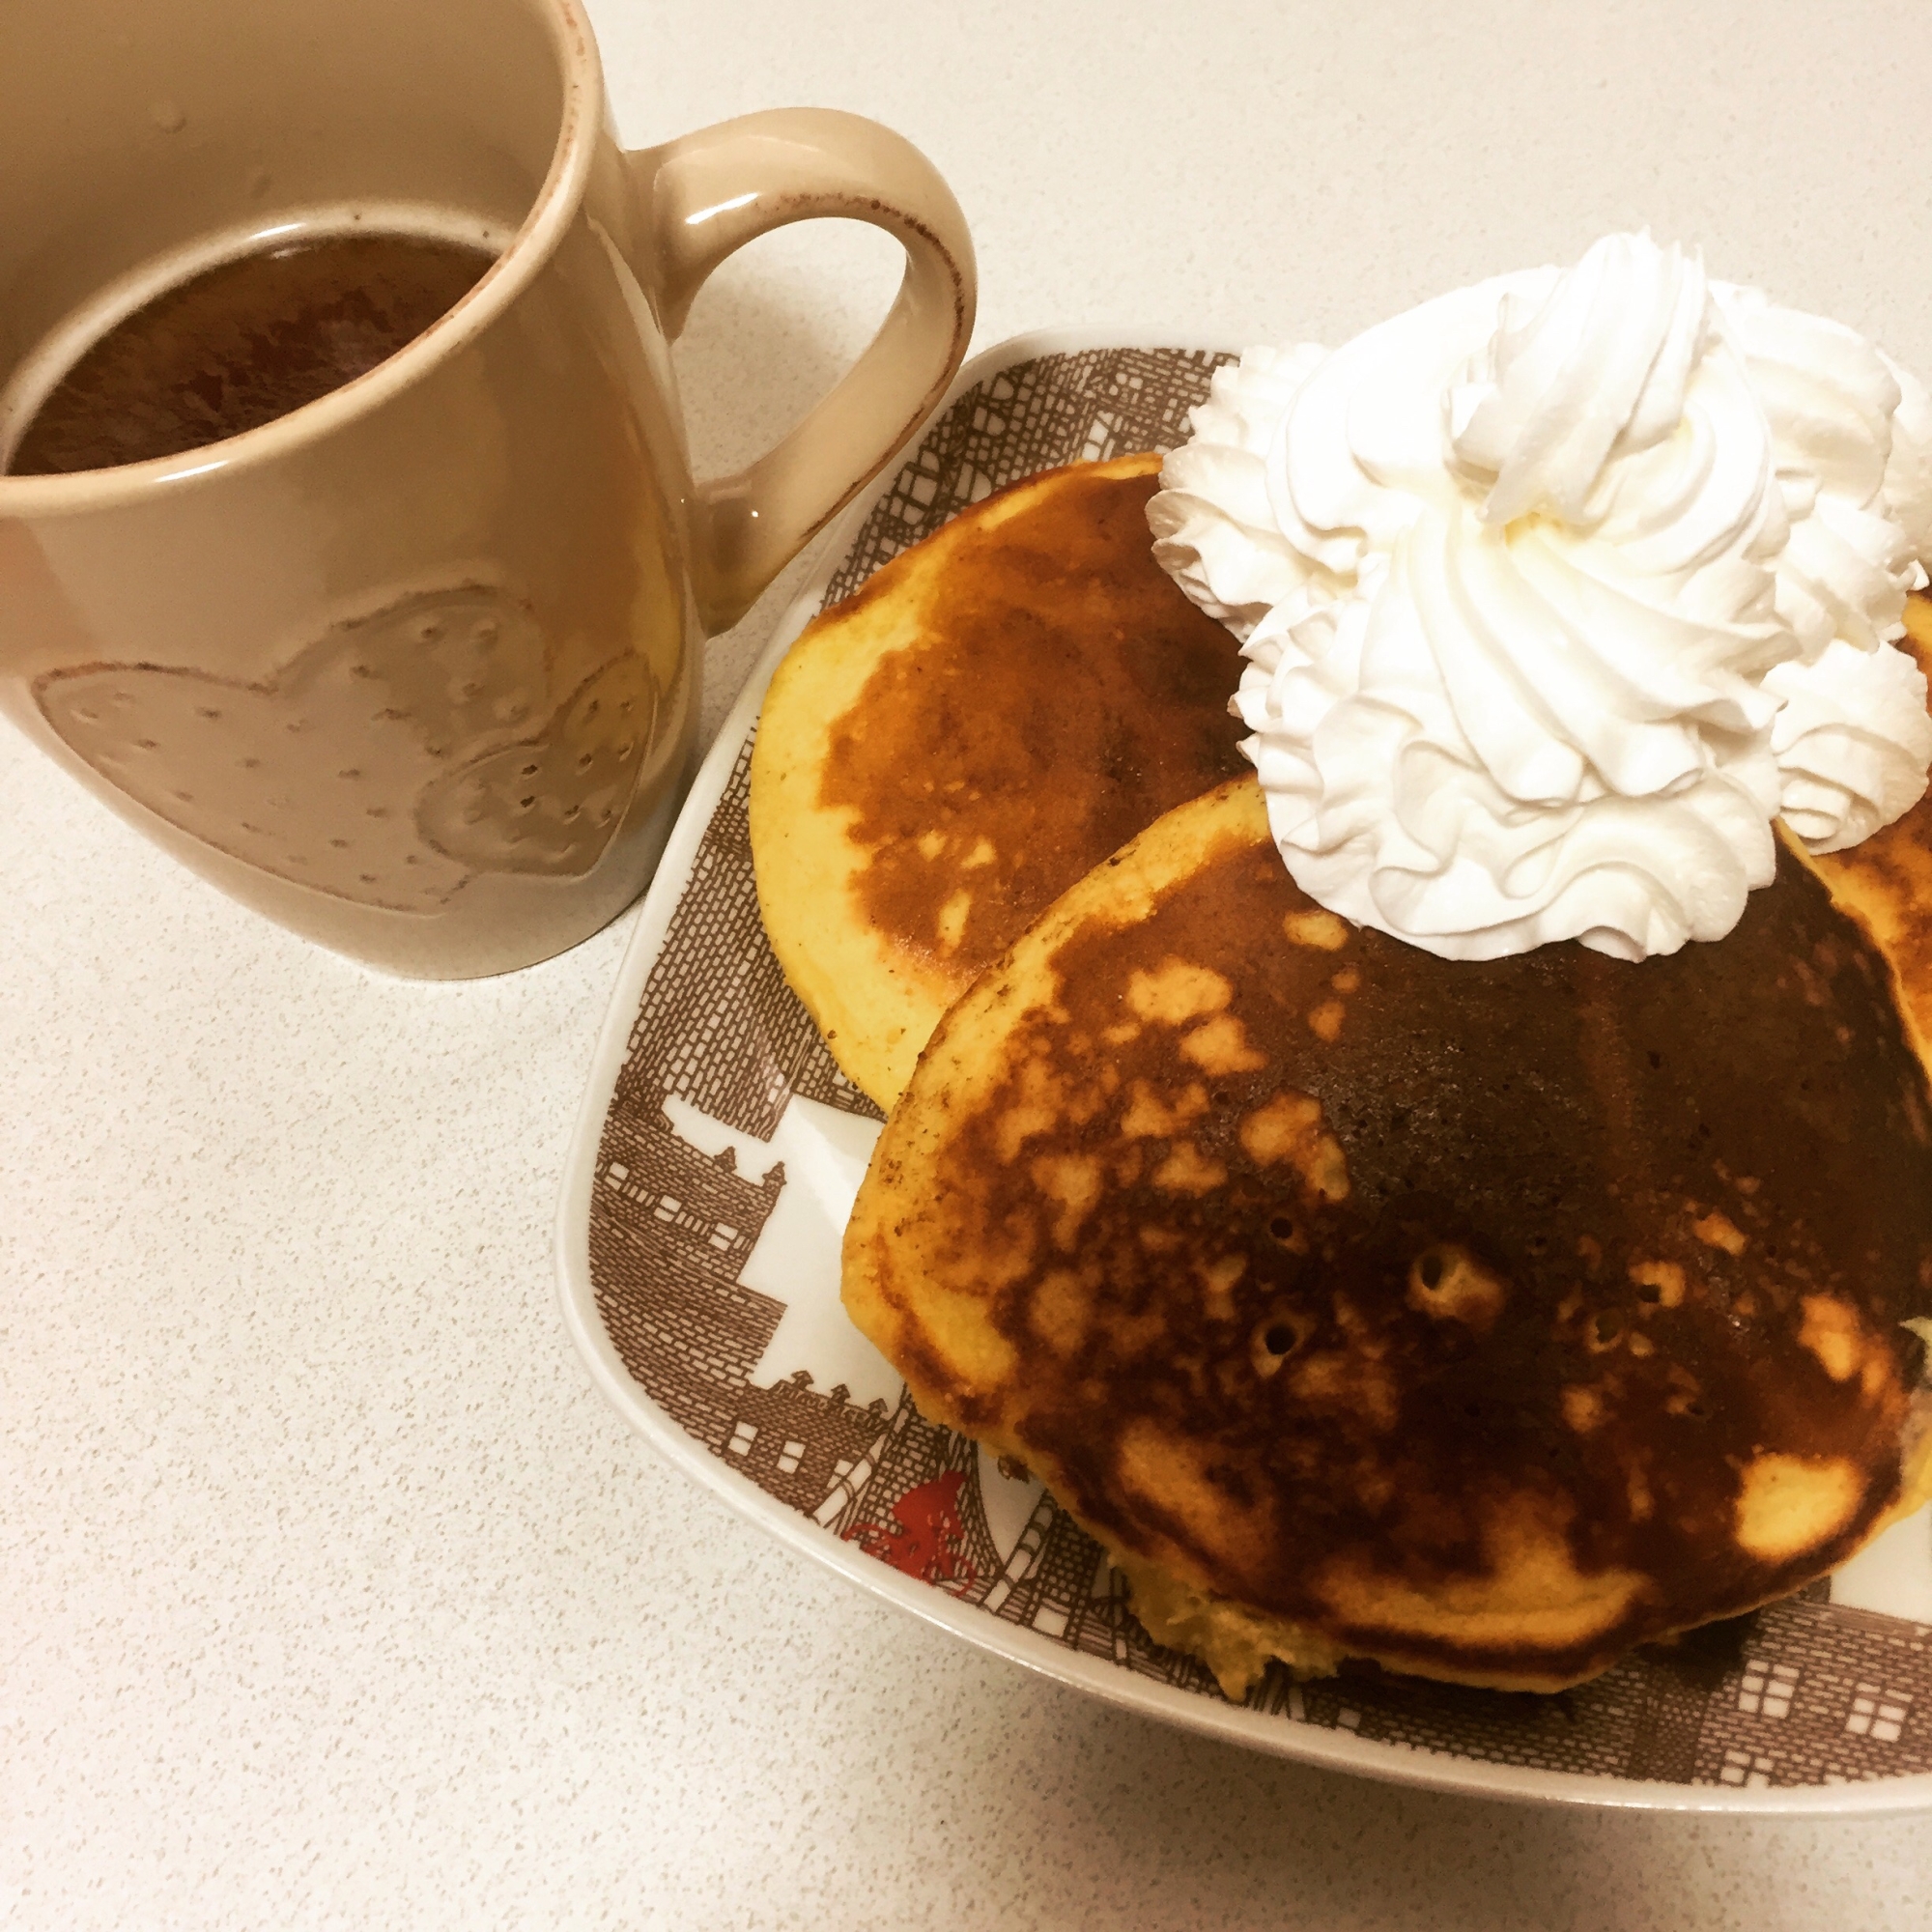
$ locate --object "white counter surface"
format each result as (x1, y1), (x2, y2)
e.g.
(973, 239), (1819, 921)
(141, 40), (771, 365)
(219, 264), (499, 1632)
(7, 2), (1932, 1924)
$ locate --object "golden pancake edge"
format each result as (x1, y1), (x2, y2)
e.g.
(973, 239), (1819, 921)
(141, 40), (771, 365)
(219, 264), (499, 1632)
(750, 453), (1248, 1110)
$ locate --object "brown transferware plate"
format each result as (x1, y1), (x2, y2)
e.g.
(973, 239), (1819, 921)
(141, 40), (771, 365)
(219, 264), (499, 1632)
(556, 332), (1932, 1810)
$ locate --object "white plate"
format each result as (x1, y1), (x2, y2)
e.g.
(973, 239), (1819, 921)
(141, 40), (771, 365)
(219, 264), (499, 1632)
(556, 330), (1932, 1813)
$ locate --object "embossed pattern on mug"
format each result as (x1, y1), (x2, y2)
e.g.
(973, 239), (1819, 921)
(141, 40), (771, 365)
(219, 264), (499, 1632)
(38, 585), (657, 910)
(419, 655), (657, 876)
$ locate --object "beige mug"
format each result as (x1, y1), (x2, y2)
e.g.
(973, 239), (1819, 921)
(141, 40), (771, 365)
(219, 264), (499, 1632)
(0, 0), (975, 977)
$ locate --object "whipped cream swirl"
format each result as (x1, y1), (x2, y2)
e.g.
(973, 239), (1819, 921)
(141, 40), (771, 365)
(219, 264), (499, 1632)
(1150, 232), (1932, 960)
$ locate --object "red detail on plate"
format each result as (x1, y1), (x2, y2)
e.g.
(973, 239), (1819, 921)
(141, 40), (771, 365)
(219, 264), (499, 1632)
(845, 1470), (979, 1594)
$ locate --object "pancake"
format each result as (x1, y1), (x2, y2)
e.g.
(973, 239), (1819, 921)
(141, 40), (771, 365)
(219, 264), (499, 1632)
(1801, 598), (1932, 1065)
(749, 454), (1249, 1110)
(843, 776), (1932, 1697)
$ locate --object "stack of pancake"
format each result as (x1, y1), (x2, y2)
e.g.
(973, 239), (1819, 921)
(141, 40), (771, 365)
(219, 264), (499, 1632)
(750, 457), (1932, 1698)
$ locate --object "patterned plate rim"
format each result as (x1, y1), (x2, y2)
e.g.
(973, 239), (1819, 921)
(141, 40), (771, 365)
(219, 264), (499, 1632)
(554, 327), (1932, 1816)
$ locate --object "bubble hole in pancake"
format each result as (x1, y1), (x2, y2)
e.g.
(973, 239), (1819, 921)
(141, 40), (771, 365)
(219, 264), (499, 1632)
(842, 777), (1932, 1698)
(749, 454), (1249, 1110)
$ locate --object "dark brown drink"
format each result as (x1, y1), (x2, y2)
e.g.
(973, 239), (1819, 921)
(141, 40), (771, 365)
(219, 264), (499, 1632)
(8, 231), (495, 475)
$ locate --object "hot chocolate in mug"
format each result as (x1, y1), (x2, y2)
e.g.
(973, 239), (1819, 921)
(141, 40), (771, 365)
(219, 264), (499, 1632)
(0, 0), (975, 975)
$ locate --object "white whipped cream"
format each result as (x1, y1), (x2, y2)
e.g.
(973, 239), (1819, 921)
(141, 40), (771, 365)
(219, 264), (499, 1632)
(1150, 232), (1932, 960)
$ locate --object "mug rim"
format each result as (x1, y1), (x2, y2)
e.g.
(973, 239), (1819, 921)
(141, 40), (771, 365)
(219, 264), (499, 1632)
(0, 0), (603, 516)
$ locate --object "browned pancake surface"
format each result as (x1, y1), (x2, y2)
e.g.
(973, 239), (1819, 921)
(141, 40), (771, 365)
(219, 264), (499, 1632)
(850, 782), (1932, 1687)
(817, 462), (1247, 984)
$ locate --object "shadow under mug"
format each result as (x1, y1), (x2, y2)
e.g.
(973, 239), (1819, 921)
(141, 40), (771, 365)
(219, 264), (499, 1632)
(0, 0), (975, 977)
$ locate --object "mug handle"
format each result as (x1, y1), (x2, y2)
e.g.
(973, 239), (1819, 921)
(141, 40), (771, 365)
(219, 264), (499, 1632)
(626, 109), (977, 635)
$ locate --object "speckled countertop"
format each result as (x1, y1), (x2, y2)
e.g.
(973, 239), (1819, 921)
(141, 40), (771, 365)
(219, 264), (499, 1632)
(7, 2), (1932, 1925)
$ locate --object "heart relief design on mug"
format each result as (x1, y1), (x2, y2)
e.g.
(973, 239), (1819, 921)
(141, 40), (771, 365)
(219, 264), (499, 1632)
(35, 587), (658, 912)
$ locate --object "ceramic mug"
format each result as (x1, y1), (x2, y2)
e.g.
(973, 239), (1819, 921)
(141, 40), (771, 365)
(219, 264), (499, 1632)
(0, 0), (975, 977)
